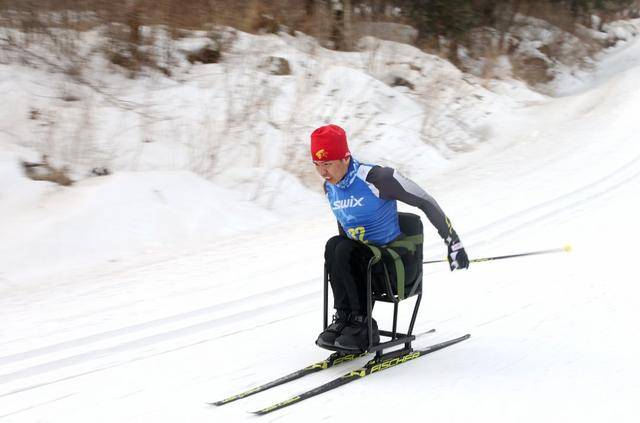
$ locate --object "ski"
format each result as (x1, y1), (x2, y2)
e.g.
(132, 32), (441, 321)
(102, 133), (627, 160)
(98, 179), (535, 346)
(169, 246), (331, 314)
(210, 350), (367, 406)
(211, 328), (436, 406)
(252, 333), (470, 415)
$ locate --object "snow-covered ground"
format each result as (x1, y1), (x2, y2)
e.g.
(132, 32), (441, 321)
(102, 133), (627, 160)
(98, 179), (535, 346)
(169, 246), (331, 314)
(1, 20), (640, 423)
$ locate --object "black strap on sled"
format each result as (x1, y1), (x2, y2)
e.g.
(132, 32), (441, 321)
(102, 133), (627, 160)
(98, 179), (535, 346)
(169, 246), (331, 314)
(363, 233), (423, 301)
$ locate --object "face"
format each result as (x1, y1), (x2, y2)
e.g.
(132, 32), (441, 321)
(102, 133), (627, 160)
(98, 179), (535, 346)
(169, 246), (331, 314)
(313, 158), (350, 185)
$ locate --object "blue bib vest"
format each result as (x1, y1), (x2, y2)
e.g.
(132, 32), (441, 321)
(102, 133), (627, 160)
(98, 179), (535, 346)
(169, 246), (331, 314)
(325, 158), (401, 246)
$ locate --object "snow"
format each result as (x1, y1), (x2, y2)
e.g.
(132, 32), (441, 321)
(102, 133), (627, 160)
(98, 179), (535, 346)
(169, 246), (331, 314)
(0, 166), (281, 282)
(1, 19), (640, 423)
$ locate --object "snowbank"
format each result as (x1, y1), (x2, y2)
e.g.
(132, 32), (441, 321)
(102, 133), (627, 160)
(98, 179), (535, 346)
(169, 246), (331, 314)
(0, 145), (279, 280)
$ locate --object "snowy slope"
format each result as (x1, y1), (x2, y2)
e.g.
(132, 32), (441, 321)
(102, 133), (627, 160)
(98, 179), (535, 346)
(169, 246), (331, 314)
(2, 23), (640, 423)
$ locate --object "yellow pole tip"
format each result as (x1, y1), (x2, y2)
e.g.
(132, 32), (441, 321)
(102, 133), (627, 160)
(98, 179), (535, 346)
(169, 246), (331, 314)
(563, 244), (572, 252)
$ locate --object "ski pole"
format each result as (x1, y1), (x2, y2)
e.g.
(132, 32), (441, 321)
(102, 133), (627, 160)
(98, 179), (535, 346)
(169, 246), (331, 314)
(423, 245), (572, 265)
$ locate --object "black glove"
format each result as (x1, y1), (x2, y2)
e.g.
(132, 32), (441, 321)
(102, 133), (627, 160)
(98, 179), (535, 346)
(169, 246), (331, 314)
(446, 236), (469, 271)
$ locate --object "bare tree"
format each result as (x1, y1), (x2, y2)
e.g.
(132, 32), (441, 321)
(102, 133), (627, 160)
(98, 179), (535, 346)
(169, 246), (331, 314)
(330, 0), (353, 50)
(305, 0), (316, 16)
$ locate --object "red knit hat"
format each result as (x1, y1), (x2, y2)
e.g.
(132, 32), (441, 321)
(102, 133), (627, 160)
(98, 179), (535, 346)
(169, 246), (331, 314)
(310, 124), (350, 161)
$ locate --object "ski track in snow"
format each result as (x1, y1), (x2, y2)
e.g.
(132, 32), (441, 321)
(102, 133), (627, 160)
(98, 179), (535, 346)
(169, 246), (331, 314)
(0, 277), (319, 369)
(461, 151), (640, 250)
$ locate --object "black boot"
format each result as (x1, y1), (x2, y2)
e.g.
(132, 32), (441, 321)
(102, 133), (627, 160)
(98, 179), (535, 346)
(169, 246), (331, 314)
(316, 309), (350, 348)
(334, 313), (379, 352)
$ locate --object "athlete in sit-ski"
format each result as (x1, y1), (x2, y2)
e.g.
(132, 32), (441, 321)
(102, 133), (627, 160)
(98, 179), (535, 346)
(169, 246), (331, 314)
(311, 124), (469, 351)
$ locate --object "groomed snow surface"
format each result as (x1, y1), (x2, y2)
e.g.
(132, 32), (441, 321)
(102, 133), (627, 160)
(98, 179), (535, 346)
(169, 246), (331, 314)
(2, 22), (640, 423)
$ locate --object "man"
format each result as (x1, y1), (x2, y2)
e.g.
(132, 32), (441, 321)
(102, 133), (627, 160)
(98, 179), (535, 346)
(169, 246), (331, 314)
(312, 124), (469, 351)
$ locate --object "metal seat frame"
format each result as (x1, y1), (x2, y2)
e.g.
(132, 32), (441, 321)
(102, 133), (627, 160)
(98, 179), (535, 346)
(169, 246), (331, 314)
(321, 242), (423, 361)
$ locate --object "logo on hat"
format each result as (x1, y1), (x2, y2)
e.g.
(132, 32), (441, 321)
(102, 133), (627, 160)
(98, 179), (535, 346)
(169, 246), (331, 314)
(315, 149), (329, 160)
